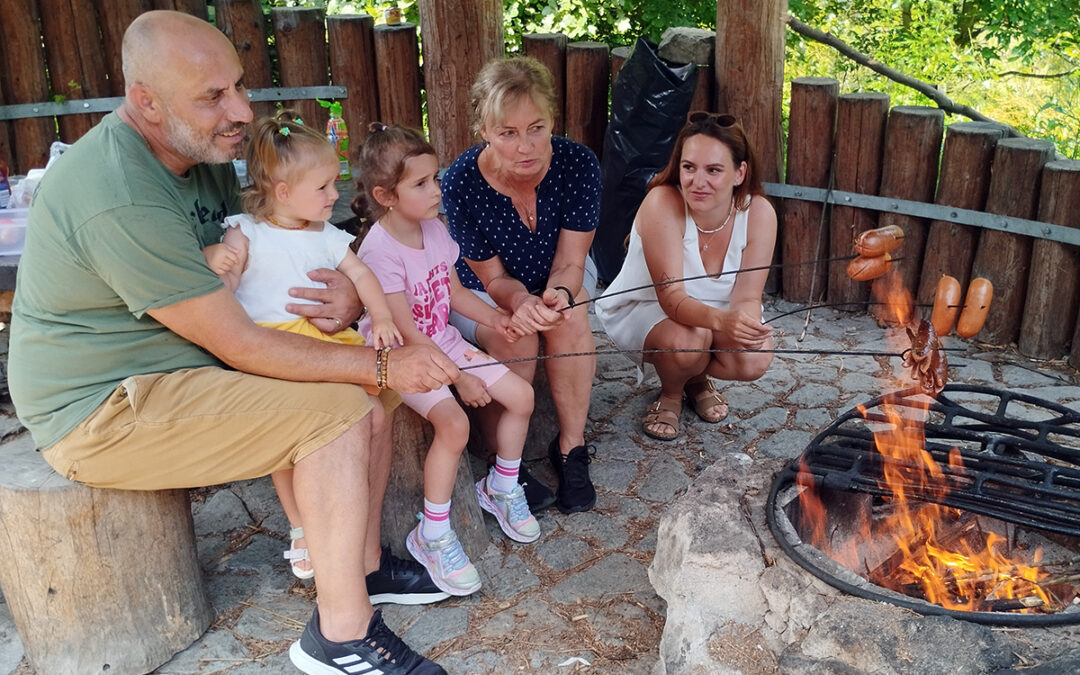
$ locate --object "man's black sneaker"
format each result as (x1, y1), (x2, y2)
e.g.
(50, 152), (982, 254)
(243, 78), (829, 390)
(518, 461), (557, 512)
(366, 546), (450, 605)
(548, 436), (596, 514)
(290, 607), (446, 675)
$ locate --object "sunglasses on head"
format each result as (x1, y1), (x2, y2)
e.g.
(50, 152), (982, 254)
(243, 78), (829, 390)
(687, 112), (737, 127)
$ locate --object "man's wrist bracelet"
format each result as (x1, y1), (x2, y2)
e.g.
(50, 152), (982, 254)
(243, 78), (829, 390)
(553, 285), (575, 308)
(375, 346), (390, 390)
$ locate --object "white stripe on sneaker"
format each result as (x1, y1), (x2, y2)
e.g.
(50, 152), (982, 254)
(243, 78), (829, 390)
(332, 653), (382, 674)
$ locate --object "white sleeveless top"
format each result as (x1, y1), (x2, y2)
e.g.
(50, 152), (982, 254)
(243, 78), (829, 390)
(595, 201), (749, 365)
(224, 213), (356, 323)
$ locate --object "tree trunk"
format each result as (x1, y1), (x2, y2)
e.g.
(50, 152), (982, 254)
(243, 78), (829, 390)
(0, 438), (211, 675)
(916, 121), (1007, 316)
(381, 407), (490, 561)
(782, 77), (838, 304)
(1021, 160), (1080, 359)
(870, 106), (944, 322)
(216, 0), (275, 120)
(328, 14), (380, 149)
(827, 92), (889, 310)
(715, 0), (786, 185)
(419, 0), (502, 168)
(970, 137), (1056, 345)
(2, 0), (57, 173)
(38, 0), (110, 144)
(565, 42), (609, 159)
(271, 7), (330, 131)
(91, 0), (149, 97)
(374, 22), (424, 131)
(523, 33), (568, 136)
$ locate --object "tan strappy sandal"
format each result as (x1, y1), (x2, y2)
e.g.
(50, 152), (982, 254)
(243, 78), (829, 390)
(642, 396), (682, 441)
(684, 377), (729, 423)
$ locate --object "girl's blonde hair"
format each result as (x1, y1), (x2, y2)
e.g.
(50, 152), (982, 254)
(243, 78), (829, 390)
(470, 56), (556, 136)
(243, 109), (335, 219)
(352, 122), (436, 221)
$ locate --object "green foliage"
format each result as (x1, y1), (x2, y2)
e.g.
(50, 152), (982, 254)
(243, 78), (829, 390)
(786, 0), (1079, 157)
(502, 0), (715, 50)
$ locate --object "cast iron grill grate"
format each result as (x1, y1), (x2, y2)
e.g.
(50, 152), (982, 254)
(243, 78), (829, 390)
(788, 383), (1080, 537)
(767, 383), (1080, 625)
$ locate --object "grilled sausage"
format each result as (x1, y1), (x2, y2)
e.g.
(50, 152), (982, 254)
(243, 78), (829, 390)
(956, 278), (993, 338)
(931, 275), (962, 336)
(846, 253), (891, 282)
(854, 225), (905, 257)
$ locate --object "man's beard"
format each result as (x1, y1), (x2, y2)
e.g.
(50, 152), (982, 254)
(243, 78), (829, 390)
(162, 109), (244, 165)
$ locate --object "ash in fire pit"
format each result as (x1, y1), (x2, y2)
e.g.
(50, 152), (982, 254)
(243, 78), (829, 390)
(768, 384), (1080, 624)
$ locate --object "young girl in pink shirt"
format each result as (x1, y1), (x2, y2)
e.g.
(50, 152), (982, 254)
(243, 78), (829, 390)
(355, 124), (540, 596)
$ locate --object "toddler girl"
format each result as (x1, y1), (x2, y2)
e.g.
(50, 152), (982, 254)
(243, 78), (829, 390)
(203, 110), (402, 580)
(354, 123), (540, 596)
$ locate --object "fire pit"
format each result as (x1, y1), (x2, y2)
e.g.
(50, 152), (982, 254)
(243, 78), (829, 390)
(768, 383), (1080, 625)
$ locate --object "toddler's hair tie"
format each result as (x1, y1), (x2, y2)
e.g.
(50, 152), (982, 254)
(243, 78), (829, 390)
(295, 118), (304, 125)
(278, 126), (291, 136)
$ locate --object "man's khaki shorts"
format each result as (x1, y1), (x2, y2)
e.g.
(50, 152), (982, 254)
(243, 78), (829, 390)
(43, 367), (380, 490)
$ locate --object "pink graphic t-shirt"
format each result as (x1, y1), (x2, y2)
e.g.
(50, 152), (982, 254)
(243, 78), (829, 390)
(357, 219), (460, 352)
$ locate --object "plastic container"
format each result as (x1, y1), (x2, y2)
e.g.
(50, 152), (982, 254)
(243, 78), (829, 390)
(0, 208), (28, 255)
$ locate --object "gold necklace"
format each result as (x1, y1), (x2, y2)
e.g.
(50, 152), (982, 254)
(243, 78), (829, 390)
(267, 215), (310, 231)
(698, 197), (735, 252)
(512, 197), (536, 224)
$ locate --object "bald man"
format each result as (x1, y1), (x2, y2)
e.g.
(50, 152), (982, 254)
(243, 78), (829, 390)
(9, 11), (450, 675)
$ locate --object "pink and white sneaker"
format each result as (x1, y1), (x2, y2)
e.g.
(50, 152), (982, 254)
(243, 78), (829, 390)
(476, 469), (541, 543)
(405, 524), (481, 596)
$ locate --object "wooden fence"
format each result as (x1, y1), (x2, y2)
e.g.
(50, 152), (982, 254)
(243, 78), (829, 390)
(781, 78), (1080, 366)
(3, 3), (1080, 365)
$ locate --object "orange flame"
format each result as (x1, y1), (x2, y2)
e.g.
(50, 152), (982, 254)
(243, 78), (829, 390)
(797, 269), (1049, 612)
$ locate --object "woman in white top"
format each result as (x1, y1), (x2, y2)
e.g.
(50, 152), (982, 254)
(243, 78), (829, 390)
(596, 112), (777, 440)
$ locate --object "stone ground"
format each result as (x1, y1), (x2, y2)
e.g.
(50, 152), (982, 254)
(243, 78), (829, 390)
(3, 298), (1080, 674)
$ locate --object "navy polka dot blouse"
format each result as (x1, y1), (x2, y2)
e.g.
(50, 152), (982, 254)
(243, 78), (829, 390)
(442, 136), (601, 293)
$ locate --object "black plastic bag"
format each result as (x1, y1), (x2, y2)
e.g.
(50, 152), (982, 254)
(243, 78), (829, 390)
(591, 38), (698, 283)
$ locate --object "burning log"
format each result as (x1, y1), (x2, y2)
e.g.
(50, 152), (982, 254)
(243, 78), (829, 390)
(902, 319), (948, 396)
(981, 596), (1044, 612)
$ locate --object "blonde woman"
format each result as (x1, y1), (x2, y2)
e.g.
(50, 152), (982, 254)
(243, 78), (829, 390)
(441, 56), (599, 514)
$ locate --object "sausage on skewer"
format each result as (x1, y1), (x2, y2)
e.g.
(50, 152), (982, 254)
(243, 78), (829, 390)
(931, 275), (962, 336)
(956, 278), (994, 338)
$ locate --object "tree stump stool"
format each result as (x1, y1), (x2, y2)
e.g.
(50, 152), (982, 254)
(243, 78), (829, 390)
(380, 406), (490, 561)
(0, 435), (212, 675)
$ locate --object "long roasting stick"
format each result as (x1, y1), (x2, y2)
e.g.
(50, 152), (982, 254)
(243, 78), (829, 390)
(458, 346), (965, 372)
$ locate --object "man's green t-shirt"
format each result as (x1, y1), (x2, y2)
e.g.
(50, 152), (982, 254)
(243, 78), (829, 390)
(9, 113), (241, 449)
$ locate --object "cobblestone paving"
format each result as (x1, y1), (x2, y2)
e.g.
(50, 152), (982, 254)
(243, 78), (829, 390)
(3, 299), (1080, 674)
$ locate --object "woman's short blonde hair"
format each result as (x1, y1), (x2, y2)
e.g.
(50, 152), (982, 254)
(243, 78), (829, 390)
(470, 56), (556, 135)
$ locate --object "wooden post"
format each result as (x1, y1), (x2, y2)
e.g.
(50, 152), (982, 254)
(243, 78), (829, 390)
(328, 15), (379, 149)
(271, 7), (330, 131)
(611, 46), (631, 89)
(782, 77), (838, 303)
(39, 0), (111, 144)
(374, 22), (423, 131)
(715, 0), (786, 185)
(565, 42), (609, 159)
(155, 0), (208, 19)
(0, 69), (12, 170)
(689, 64), (714, 114)
(915, 122), (1006, 312)
(870, 106), (944, 321)
(0, 438), (212, 675)
(523, 33), (567, 136)
(1022, 160), (1080, 359)
(1, 0), (57, 174)
(216, 0), (275, 120)
(92, 0), (149, 97)
(419, 0), (503, 167)
(828, 92), (889, 310)
(970, 137), (1056, 345)
(381, 408), (489, 561)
